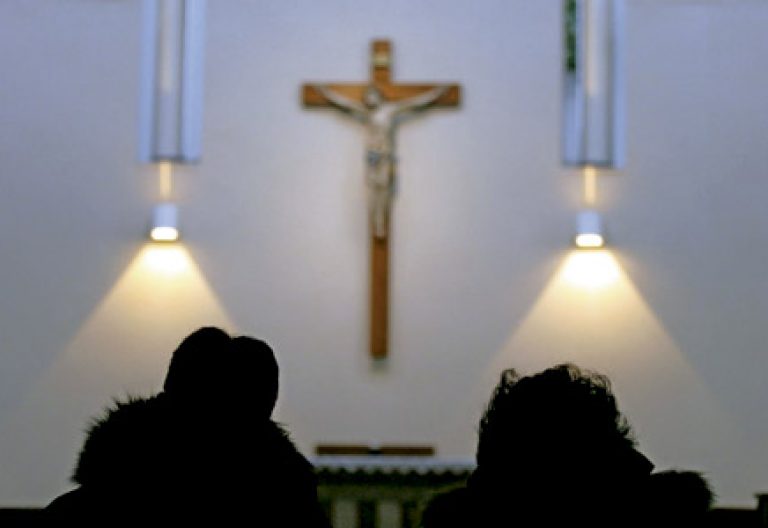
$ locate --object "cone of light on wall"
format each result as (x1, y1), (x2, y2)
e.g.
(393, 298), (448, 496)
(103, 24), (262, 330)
(150, 202), (179, 242)
(574, 210), (604, 248)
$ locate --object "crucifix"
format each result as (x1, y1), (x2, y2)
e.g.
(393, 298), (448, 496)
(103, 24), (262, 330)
(302, 40), (461, 359)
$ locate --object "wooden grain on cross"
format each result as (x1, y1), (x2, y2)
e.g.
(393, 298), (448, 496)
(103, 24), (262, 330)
(302, 40), (461, 360)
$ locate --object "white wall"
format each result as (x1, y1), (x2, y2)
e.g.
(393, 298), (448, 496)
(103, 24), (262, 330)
(0, 0), (766, 506)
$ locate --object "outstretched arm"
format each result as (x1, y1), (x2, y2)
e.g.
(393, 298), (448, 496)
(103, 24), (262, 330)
(313, 84), (368, 121)
(396, 85), (451, 115)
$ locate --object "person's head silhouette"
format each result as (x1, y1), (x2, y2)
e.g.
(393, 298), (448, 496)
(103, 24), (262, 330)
(470, 363), (653, 524)
(230, 335), (279, 418)
(163, 327), (278, 418)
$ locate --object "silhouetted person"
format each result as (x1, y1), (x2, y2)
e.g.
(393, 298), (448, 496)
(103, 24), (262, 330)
(46, 327), (329, 527)
(422, 364), (712, 527)
(647, 469), (713, 525)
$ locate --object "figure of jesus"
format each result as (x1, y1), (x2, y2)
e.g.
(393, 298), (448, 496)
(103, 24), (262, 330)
(312, 84), (450, 239)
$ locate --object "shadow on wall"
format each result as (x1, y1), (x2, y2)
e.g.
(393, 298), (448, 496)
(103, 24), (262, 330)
(0, 244), (235, 505)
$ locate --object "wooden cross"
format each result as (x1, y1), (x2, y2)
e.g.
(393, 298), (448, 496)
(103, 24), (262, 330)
(302, 40), (461, 360)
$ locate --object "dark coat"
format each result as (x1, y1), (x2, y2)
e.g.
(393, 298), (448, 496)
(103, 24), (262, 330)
(422, 462), (712, 528)
(45, 394), (328, 527)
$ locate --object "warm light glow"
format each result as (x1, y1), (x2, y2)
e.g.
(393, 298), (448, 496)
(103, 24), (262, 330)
(583, 165), (597, 205)
(574, 233), (604, 248)
(562, 250), (619, 290)
(0, 243), (236, 503)
(482, 249), (738, 505)
(142, 244), (190, 275)
(158, 161), (173, 199)
(150, 226), (179, 242)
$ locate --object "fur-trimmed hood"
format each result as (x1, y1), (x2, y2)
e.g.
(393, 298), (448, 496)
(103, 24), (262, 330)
(47, 394), (328, 526)
(48, 394), (328, 525)
(72, 394), (314, 490)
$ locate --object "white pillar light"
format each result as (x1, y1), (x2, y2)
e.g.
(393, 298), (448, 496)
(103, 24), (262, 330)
(574, 209), (605, 248)
(563, 0), (624, 167)
(139, 0), (207, 162)
(150, 202), (180, 242)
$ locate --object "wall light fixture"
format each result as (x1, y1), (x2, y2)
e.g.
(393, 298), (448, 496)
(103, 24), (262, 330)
(150, 202), (179, 242)
(574, 209), (604, 249)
